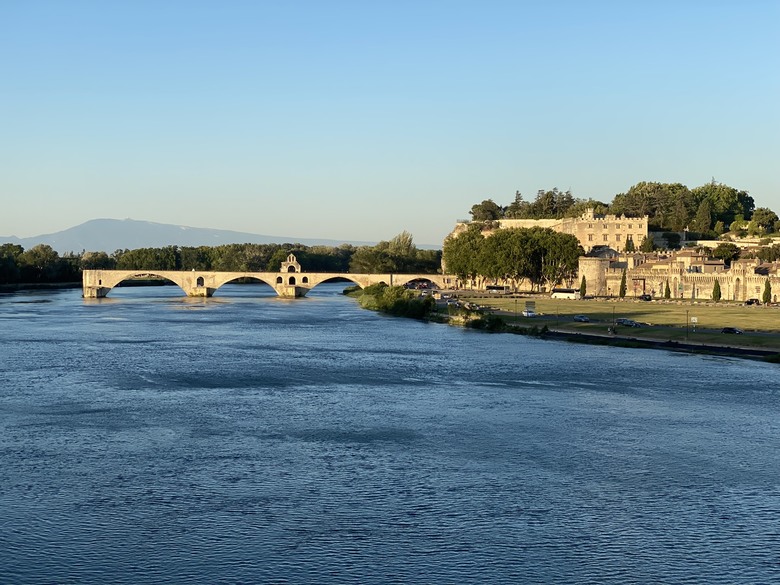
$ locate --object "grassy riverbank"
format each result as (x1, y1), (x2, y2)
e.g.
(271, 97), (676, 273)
(432, 292), (780, 361)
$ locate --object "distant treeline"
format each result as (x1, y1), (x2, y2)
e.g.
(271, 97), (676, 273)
(470, 180), (779, 237)
(0, 231), (442, 286)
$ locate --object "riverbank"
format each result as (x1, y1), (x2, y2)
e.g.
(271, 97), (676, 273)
(430, 294), (780, 363)
(540, 328), (780, 362)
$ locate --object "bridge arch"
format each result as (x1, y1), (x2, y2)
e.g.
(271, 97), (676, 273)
(210, 274), (276, 293)
(100, 271), (190, 296)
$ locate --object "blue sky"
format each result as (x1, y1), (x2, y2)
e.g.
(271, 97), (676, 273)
(2, 1), (778, 246)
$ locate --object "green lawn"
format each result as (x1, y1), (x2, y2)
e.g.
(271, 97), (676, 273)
(448, 293), (780, 351)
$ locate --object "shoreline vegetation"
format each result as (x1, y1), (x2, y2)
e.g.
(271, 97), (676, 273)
(347, 284), (780, 364)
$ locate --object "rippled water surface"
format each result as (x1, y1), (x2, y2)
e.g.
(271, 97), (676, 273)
(1, 284), (779, 584)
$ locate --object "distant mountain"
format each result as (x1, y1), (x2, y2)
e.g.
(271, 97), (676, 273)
(1, 219), (378, 254)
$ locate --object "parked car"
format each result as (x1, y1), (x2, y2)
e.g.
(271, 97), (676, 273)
(615, 318), (641, 327)
(721, 327), (744, 334)
(638, 294), (652, 301)
(573, 314), (590, 322)
(745, 298), (760, 306)
(521, 309), (537, 318)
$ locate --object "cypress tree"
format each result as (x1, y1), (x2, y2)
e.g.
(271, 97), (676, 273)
(579, 275), (587, 298)
(664, 281), (671, 299)
(619, 269), (627, 298)
(763, 279), (772, 305)
(712, 279), (721, 302)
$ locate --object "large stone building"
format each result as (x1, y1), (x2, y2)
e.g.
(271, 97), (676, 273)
(579, 251), (780, 302)
(449, 209), (649, 253)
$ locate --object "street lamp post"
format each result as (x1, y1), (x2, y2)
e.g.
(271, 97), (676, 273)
(686, 309), (689, 341)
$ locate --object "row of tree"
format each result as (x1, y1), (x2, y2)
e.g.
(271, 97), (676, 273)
(0, 232), (442, 286)
(443, 225), (582, 290)
(0, 244), (81, 284)
(469, 181), (779, 237)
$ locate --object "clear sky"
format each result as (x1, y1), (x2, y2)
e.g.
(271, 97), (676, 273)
(2, 1), (778, 246)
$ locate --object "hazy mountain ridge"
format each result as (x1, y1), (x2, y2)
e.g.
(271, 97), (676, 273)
(1, 219), (381, 254)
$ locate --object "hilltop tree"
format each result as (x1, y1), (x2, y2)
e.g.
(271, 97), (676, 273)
(470, 199), (503, 221)
(691, 180), (755, 228)
(691, 199), (713, 234)
(749, 208), (779, 235)
(640, 236), (655, 252)
(624, 238), (636, 253)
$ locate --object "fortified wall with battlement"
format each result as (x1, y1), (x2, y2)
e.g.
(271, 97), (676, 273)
(579, 252), (780, 303)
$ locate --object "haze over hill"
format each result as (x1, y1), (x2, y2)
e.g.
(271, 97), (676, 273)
(0, 219), (389, 255)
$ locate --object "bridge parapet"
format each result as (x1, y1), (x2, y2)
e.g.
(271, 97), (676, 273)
(82, 270), (446, 299)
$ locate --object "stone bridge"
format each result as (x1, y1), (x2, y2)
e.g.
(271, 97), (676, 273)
(82, 255), (446, 299)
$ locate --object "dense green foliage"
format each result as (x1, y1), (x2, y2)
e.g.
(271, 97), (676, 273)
(763, 280), (772, 305)
(0, 243), (80, 285)
(619, 269), (627, 298)
(355, 283), (435, 319)
(442, 226), (582, 290)
(467, 180), (772, 236)
(0, 233), (441, 286)
(579, 275), (587, 298)
(712, 279), (722, 302)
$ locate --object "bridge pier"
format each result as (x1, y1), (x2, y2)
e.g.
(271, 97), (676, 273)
(275, 285), (309, 298)
(83, 286), (111, 299)
(188, 286), (216, 298)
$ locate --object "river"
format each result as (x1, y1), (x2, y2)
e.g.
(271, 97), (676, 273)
(1, 283), (778, 584)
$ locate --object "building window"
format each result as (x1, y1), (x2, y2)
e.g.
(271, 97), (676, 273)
(628, 224), (633, 229)
(616, 224), (621, 229)
(588, 234), (593, 241)
(603, 234), (609, 241)
(603, 224), (608, 229)
(627, 234), (633, 241)
(588, 223), (593, 228)
(616, 234), (622, 241)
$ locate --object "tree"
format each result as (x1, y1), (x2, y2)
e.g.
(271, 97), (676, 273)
(624, 238), (636, 253)
(442, 224), (485, 284)
(763, 280), (772, 305)
(19, 244), (63, 282)
(664, 281), (671, 299)
(579, 275), (587, 298)
(469, 199), (503, 221)
(504, 191), (531, 219)
(80, 251), (115, 270)
(640, 236), (655, 252)
(712, 279), (721, 302)
(711, 242), (740, 266)
(691, 180), (755, 228)
(750, 208), (779, 234)
(619, 269), (627, 298)
(691, 199), (713, 234)
(611, 182), (694, 231)
(0, 243), (23, 284)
